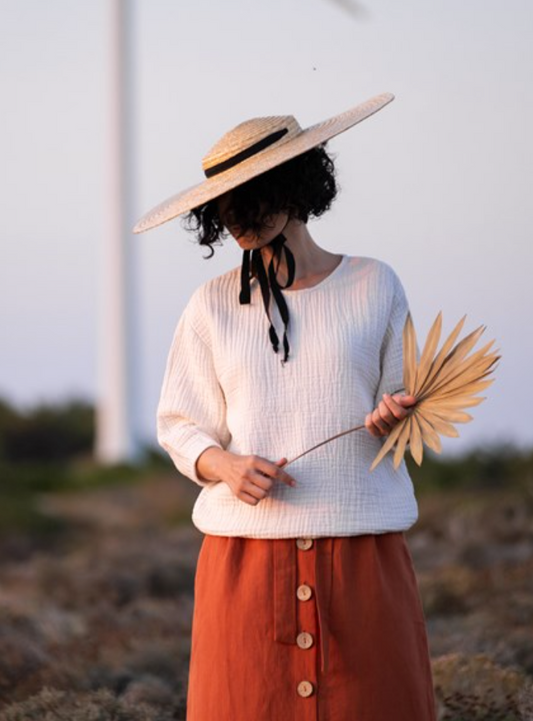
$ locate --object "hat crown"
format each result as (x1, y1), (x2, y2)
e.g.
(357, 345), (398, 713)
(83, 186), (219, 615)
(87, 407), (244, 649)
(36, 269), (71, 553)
(202, 115), (302, 174)
(133, 93), (395, 234)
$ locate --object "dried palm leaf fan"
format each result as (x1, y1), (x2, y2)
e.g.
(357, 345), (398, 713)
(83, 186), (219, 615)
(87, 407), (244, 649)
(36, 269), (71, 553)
(283, 312), (501, 471)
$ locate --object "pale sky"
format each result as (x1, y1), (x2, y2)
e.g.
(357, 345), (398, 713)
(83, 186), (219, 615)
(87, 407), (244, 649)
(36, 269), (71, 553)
(2, 0), (532, 456)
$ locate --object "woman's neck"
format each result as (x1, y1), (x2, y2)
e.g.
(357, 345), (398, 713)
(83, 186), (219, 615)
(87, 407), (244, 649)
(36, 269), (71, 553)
(258, 219), (341, 286)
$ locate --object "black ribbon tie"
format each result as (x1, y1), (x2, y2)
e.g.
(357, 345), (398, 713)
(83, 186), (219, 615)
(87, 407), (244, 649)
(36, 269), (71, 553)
(239, 233), (296, 364)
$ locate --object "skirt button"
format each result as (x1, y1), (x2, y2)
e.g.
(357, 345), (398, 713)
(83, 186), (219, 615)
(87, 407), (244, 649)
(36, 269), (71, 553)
(296, 583), (313, 601)
(296, 538), (314, 550)
(297, 680), (315, 697)
(296, 631), (314, 649)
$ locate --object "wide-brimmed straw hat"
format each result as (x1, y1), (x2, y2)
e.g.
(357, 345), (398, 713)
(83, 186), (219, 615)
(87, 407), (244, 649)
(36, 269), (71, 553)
(132, 92), (394, 235)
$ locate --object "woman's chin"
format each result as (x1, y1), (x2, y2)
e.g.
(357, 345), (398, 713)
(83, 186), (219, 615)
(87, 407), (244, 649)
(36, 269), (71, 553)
(237, 237), (263, 248)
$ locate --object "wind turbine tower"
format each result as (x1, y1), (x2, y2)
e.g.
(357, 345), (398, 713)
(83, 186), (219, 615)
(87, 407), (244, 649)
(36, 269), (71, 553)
(95, 0), (143, 463)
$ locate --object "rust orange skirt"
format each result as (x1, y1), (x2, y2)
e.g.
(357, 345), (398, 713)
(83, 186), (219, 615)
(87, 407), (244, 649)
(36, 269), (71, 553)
(186, 532), (437, 721)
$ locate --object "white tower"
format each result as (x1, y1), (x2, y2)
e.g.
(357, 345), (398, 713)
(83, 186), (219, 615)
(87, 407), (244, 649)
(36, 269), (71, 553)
(95, 0), (143, 463)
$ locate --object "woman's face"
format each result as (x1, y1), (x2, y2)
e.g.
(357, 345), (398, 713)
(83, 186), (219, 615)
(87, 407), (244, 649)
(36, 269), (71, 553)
(217, 191), (289, 250)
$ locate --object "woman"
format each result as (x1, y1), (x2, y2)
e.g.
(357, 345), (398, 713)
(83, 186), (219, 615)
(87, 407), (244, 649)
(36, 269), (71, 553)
(133, 93), (437, 720)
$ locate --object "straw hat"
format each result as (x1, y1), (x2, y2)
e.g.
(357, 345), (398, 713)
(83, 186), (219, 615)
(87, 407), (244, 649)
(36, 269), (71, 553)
(132, 92), (395, 234)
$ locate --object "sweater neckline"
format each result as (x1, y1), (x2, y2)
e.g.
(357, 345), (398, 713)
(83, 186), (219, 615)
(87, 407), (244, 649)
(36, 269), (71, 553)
(282, 253), (348, 294)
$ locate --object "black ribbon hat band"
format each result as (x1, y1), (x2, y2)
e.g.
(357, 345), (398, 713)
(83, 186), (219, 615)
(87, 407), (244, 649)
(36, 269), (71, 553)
(206, 126), (296, 364)
(204, 128), (289, 178)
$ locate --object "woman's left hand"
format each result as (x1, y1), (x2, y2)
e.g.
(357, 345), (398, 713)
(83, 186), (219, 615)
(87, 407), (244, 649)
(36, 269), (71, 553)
(365, 393), (417, 438)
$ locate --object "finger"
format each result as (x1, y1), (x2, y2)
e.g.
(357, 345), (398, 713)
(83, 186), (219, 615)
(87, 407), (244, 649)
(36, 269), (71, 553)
(365, 412), (383, 437)
(367, 418), (386, 437)
(243, 477), (270, 498)
(239, 489), (264, 506)
(372, 407), (392, 435)
(378, 398), (397, 426)
(254, 456), (297, 487)
(274, 458), (298, 485)
(382, 393), (410, 421)
(246, 472), (273, 493)
(393, 393), (418, 408)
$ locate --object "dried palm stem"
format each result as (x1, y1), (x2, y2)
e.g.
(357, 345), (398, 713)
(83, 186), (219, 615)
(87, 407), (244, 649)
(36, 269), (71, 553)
(283, 312), (500, 471)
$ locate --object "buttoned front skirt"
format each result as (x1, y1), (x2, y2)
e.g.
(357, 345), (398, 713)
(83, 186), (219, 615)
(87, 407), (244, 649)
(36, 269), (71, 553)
(186, 531), (437, 721)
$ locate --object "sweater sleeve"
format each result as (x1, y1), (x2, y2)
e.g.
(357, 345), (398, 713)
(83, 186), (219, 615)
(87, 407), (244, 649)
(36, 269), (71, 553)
(374, 267), (419, 406)
(156, 289), (231, 487)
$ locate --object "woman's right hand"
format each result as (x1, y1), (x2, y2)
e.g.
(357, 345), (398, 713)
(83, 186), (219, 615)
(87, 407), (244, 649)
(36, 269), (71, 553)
(195, 448), (297, 506)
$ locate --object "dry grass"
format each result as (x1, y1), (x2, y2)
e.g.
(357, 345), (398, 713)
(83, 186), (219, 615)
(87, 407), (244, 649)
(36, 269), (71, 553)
(0, 686), (173, 721)
(432, 653), (526, 720)
(0, 474), (532, 719)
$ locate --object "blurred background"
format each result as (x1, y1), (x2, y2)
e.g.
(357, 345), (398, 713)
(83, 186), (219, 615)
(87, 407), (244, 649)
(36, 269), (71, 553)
(1, 1), (533, 719)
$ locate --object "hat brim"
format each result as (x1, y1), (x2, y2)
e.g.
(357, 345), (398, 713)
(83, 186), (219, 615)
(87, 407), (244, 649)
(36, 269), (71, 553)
(132, 92), (394, 234)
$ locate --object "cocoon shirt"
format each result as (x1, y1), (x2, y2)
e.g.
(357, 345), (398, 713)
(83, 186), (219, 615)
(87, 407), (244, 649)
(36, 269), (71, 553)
(157, 254), (419, 539)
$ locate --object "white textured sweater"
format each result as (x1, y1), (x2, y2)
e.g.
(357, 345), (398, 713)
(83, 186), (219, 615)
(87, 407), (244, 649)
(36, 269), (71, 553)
(157, 254), (419, 538)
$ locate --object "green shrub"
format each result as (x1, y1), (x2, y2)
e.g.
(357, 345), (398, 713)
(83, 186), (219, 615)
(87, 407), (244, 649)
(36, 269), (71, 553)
(0, 397), (94, 463)
(407, 442), (533, 494)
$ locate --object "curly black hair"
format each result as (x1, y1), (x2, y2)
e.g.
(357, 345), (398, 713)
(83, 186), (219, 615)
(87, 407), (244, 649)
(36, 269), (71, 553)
(181, 143), (339, 258)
